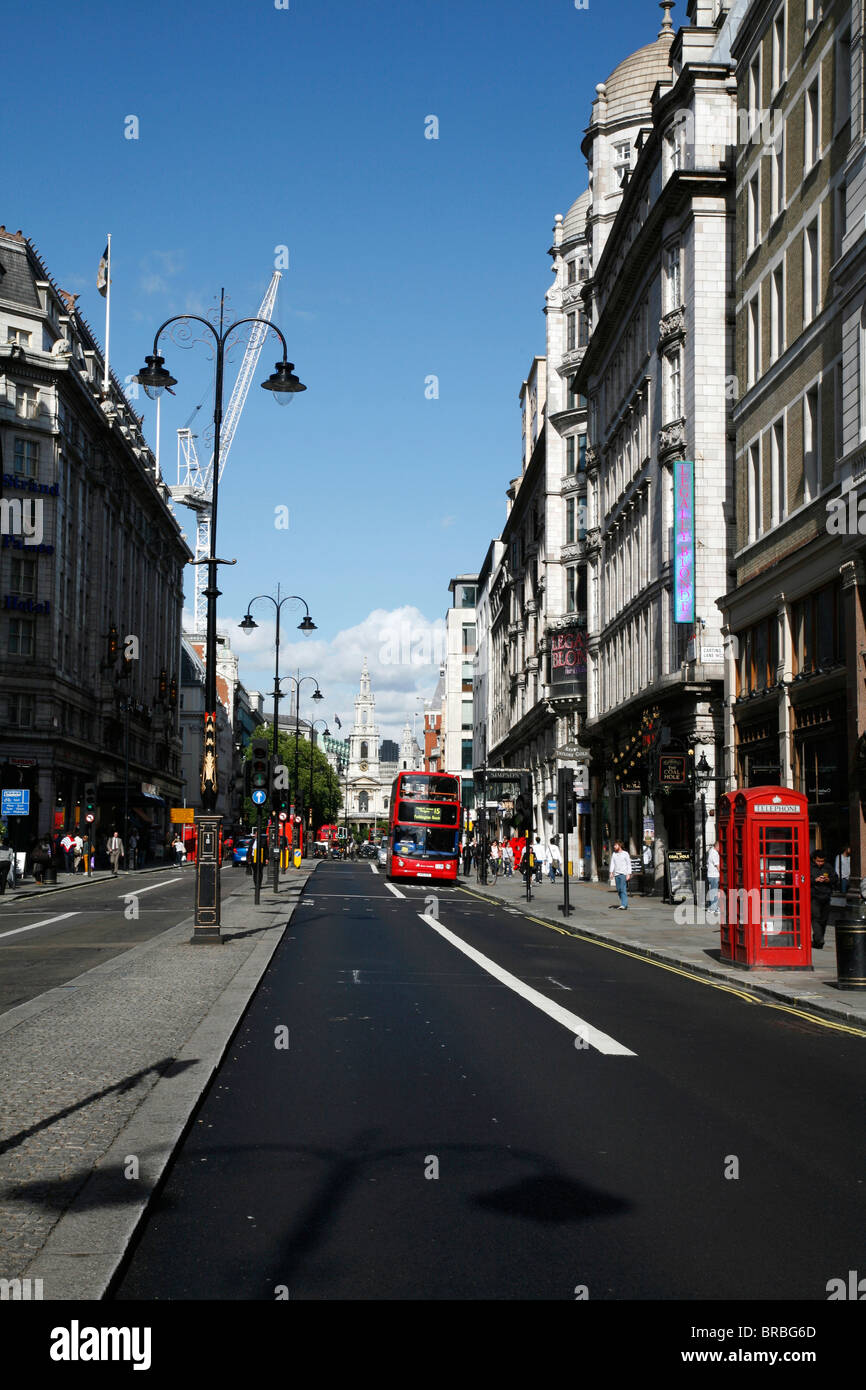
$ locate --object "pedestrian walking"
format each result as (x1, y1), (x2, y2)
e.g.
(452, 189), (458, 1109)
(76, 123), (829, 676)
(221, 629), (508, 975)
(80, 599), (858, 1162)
(108, 828), (125, 876)
(809, 849), (838, 949)
(502, 841), (514, 877)
(30, 836), (52, 885)
(609, 840), (632, 910)
(834, 846), (851, 896)
(128, 830), (139, 871)
(172, 834), (186, 866)
(0, 836), (14, 894)
(60, 830), (76, 873)
(549, 836), (562, 883)
(462, 839), (473, 876)
(540, 839), (552, 883)
(706, 842), (720, 916)
(489, 839), (501, 878)
(533, 835), (543, 884)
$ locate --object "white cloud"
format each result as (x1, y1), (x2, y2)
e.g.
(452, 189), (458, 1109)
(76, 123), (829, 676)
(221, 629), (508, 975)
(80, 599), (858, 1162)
(211, 606), (446, 740)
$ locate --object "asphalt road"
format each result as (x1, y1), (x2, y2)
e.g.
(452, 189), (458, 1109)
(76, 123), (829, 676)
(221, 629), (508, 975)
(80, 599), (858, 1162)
(0, 867), (213, 1012)
(113, 860), (866, 1300)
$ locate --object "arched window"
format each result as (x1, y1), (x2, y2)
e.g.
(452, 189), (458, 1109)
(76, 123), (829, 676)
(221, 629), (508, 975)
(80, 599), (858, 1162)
(360, 741), (368, 759)
(359, 791), (369, 813)
(361, 709), (367, 724)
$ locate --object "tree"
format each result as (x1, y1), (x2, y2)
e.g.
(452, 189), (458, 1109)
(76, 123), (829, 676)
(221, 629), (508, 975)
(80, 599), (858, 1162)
(239, 726), (341, 828)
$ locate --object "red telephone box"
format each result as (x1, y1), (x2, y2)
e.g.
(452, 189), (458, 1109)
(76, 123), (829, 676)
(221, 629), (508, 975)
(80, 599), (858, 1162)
(718, 787), (811, 969)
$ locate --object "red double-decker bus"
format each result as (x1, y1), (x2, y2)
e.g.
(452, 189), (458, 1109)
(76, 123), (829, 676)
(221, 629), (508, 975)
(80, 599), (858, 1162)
(387, 772), (461, 882)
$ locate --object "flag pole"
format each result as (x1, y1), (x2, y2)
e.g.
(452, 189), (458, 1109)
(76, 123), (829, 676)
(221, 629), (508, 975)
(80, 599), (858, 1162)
(102, 233), (111, 396)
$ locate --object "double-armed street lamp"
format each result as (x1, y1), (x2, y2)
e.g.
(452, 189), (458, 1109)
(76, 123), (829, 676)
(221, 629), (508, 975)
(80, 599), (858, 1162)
(280, 674), (324, 862)
(135, 296), (305, 942)
(239, 591), (316, 889)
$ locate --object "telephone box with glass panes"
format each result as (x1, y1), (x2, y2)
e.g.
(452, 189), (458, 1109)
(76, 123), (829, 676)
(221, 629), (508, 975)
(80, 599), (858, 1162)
(718, 787), (811, 969)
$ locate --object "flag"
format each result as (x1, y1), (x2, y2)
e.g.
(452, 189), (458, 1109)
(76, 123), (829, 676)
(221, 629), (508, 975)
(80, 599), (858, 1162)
(334, 714), (342, 729)
(97, 244), (109, 297)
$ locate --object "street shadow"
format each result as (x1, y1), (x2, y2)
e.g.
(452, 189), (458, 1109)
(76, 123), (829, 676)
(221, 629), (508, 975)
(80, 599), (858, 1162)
(2, 1164), (155, 1212)
(0, 1057), (198, 1158)
(472, 1172), (628, 1222)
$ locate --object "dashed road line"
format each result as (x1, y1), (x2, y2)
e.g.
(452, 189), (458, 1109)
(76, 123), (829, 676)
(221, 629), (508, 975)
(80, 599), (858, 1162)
(385, 883), (406, 899)
(0, 911), (80, 941)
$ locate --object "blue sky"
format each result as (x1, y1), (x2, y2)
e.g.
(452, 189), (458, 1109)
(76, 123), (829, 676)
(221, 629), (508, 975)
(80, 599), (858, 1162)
(6, 0), (664, 734)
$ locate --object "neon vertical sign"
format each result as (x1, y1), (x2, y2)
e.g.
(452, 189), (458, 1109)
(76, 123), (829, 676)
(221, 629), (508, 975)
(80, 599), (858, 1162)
(674, 459), (695, 624)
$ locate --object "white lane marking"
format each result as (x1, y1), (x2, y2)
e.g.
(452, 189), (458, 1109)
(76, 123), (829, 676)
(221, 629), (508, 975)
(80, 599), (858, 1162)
(117, 877), (183, 898)
(417, 913), (636, 1056)
(352, 969), (360, 984)
(547, 976), (572, 991)
(386, 882), (406, 899)
(0, 912), (79, 941)
(370, 864), (379, 875)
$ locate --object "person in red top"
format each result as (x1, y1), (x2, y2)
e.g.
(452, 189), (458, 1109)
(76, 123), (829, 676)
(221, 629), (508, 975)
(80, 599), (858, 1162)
(516, 835), (527, 870)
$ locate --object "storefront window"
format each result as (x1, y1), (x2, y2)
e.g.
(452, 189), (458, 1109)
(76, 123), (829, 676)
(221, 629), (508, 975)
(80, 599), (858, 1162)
(792, 582), (843, 675)
(736, 617), (778, 694)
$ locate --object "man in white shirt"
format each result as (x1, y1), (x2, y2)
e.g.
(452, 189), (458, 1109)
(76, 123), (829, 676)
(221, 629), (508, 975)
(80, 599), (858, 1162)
(549, 837), (563, 882)
(706, 842), (720, 916)
(609, 841), (632, 909)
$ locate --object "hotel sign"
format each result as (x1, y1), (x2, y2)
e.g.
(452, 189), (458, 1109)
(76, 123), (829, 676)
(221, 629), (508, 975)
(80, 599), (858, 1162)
(674, 460), (695, 624)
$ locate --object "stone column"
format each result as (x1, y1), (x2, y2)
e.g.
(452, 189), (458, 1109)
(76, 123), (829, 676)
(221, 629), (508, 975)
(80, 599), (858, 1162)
(841, 559), (866, 884)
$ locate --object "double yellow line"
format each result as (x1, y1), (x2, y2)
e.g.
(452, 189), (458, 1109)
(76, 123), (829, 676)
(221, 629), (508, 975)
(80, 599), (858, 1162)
(456, 885), (866, 1038)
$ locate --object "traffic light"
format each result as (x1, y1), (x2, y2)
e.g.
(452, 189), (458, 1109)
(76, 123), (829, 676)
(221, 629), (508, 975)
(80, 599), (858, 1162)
(559, 767), (576, 836)
(514, 773), (533, 832)
(84, 782), (97, 814)
(250, 739), (270, 796)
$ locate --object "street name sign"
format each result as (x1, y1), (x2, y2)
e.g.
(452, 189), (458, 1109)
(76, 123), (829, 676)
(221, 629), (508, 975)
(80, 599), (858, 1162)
(1, 789), (29, 816)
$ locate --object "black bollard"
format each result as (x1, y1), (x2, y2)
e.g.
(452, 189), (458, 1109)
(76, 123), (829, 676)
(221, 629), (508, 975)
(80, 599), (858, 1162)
(834, 883), (866, 990)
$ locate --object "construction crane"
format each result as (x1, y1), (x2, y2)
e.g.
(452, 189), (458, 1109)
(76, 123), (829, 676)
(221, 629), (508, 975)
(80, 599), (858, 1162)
(169, 271), (281, 632)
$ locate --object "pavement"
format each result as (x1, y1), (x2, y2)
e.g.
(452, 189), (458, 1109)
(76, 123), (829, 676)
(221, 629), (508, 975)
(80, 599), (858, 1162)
(458, 869), (866, 1029)
(0, 862), (316, 1300)
(2, 856), (863, 1302)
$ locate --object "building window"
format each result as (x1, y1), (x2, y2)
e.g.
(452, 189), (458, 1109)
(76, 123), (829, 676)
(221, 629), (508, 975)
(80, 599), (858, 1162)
(737, 617), (779, 695)
(771, 417), (787, 524)
(566, 566), (578, 613)
(770, 131), (785, 217)
(803, 217), (819, 324)
(566, 496), (576, 545)
(836, 29), (852, 130)
(577, 310), (589, 348)
(9, 559), (36, 594)
(748, 52), (761, 133)
(566, 436), (575, 476)
(461, 739), (473, 771)
(6, 326), (32, 347)
(836, 181), (847, 257)
(804, 386), (819, 502)
(566, 312), (576, 350)
(748, 441), (762, 541)
(770, 265), (785, 360)
(15, 387), (37, 419)
(360, 741), (368, 760)
(462, 624), (476, 655)
(567, 259), (576, 285)
(5, 693), (34, 726)
(458, 585), (476, 608)
(13, 438), (39, 476)
(8, 619), (34, 656)
(664, 349), (682, 422)
(792, 582), (843, 674)
(358, 791), (368, 813)
(578, 435), (587, 472)
(665, 242), (681, 311)
(747, 173), (760, 251)
(613, 139), (632, 185)
(805, 0), (815, 34)
(772, 7), (786, 92)
(461, 698), (473, 730)
(747, 294), (760, 385)
(805, 79), (820, 168)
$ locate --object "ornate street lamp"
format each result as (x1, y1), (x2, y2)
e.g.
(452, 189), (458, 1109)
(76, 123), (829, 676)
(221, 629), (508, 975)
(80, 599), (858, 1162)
(136, 297), (305, 942)
(240, 591), (316, 889)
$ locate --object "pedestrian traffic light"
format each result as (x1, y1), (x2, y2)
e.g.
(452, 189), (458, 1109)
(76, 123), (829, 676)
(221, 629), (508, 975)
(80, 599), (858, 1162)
(559, 767), (576, 835)
(514, 773), (533, 832)
(84, 782), (97, 813)
(250, 738), (270, 794)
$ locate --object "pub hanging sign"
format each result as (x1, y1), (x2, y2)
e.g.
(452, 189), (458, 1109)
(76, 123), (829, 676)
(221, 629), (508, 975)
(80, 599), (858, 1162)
(658, 754), (687, 786)
(674, 460), (695, 624)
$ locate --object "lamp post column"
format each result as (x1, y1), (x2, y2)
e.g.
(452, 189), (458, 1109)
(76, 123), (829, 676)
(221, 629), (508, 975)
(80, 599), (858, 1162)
(271, 591), (282, 892)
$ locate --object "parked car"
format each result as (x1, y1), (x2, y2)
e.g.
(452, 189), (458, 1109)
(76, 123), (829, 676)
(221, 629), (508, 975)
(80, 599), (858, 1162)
(232, 837), (253, 866)
(377, 845), (388, 868)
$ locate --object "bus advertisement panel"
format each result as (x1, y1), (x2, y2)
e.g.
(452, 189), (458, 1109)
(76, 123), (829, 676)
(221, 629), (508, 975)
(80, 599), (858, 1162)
(387, 772), (461, 882)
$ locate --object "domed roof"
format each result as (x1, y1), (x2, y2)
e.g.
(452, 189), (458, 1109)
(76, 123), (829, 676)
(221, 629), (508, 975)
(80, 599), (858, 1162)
(561, 189), (591, 245)
(598, 36), (674, 123)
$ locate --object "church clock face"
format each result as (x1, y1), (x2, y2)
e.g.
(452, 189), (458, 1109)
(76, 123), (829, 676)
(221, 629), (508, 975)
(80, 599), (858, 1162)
(360, 760), (368, 771)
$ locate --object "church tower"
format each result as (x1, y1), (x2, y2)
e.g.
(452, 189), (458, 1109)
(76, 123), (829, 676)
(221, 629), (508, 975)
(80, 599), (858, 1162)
(350, 658), (379, 777)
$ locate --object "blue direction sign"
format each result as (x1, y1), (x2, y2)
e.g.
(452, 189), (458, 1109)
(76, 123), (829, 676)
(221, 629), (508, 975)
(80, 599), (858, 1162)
(251, 789), (267, 806)
(2, 789), (30, 816)
(547, 796), (557, 813)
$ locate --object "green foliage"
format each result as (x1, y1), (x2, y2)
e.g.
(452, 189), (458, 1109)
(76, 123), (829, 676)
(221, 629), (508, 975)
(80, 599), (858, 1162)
(240, 726), (342, 827)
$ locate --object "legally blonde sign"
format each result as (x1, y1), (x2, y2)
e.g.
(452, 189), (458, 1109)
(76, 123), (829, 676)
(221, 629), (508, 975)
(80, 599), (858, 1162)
(551, 628), (587, 684)
(674, 460), (695, 624)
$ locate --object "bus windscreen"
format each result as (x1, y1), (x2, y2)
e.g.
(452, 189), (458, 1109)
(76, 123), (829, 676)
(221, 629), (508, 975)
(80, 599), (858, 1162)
(399, 775), (459, 801)
(397, 802), (459, 826)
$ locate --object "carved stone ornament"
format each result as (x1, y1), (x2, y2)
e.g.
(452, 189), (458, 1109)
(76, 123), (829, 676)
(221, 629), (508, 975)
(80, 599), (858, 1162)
(658, 419), (686, 455)
(658, 308), (685, 343)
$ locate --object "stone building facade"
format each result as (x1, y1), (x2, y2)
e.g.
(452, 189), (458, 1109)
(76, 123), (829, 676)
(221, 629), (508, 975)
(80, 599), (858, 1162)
(0, 227), (189, 852)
